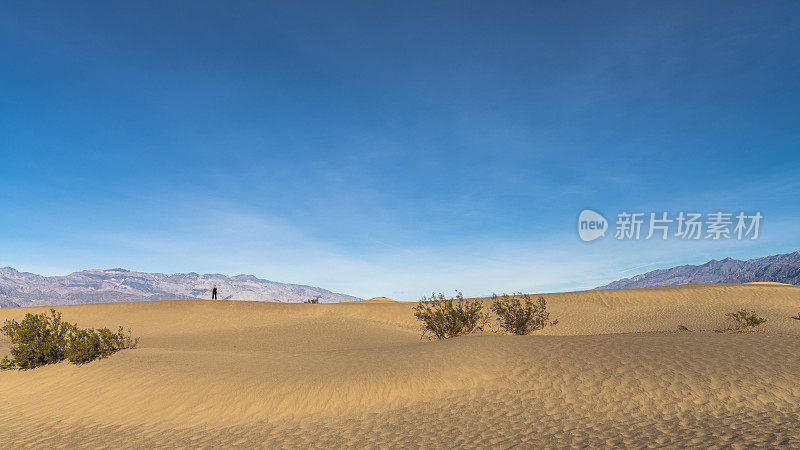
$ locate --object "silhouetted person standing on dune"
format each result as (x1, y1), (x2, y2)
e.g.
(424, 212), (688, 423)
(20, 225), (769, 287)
(212, 285), (218, 300)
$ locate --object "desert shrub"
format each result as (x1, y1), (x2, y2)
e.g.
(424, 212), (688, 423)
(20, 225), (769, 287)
(725, 309), (767, 329)
(65, 327), (107, 364)
(65, 326), (138, 364)
(1, 309), (138, 370)
(490, 293), (557, 335)
(0, 356), (13, 369)
(304, 296), (320, 304)
(0, 309), (74, 369)
(413, 291), (487, 340)
(119, 327), (140, 349)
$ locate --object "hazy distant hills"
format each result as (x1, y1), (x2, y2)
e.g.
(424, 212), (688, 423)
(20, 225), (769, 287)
(0, 267), (361, 307)
(598, 251), (800, 290)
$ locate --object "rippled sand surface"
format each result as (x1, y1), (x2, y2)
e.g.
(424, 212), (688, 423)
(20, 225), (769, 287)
(2, 284), (799, 448)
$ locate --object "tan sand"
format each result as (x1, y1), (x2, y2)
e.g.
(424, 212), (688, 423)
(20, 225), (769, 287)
(361, 296), (399, 303)
(1, 283), (799, 448)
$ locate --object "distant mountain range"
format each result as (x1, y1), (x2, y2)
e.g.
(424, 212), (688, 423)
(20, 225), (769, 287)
(597, 250), (800, 290)
(0, 267), (361, 307)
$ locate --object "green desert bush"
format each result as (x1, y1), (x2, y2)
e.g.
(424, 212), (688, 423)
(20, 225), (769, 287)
(65, 326), (138, 364)
(490, 293), (557, 335)
(413, 291), (487, 340)
(0, 309), (74, 369)
(304, 296), (320, 304)
(725, 309), (767, 329)
(0, 309), (138, 370)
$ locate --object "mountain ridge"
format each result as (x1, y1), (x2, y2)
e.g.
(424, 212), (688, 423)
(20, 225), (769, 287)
(597, 250), (800, 290)
(0, 267), (361, 307)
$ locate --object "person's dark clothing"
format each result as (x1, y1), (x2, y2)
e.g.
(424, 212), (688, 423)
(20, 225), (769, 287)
(212, 287), (217, 300)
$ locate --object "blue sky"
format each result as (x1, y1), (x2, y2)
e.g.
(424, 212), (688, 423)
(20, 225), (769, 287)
(2, 1), (799, 300)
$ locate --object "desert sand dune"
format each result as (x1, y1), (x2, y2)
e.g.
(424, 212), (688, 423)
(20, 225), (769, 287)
(361, 296), (399, 303)
(1, 283), (799, 448)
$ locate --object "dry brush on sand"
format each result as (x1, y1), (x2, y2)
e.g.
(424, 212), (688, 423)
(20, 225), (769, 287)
(412, 291), (559, 339)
